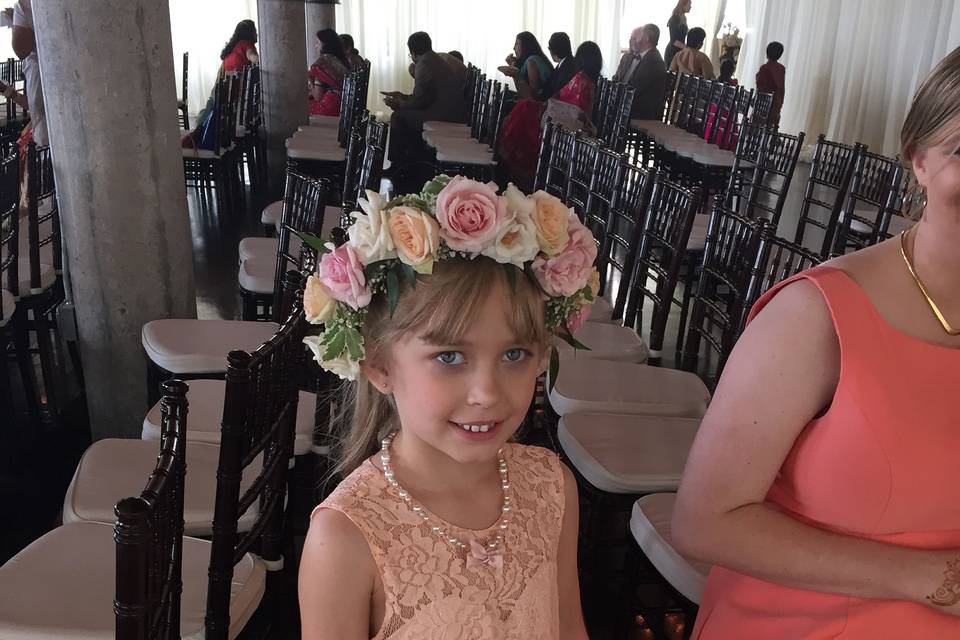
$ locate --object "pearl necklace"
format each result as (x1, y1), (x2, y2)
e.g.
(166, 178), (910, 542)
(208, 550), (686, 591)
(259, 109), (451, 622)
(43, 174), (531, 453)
(379, 432), (511, 556)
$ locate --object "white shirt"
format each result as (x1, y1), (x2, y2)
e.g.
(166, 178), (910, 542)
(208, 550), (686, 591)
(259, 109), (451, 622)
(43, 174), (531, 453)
(624, 49), (648, 83)
(13, 0), (46, 146)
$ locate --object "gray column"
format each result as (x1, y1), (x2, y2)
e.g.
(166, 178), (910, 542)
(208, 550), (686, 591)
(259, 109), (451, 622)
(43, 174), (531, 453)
(305, 1), (338, 66)
(258, 0), (308, 192)
(32, 0), (196, 439)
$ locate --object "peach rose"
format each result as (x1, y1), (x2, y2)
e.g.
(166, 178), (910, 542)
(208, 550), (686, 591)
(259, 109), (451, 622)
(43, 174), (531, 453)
(434, 176), (506, 252)
(387, 206), (440, 274)
(303, 275), (337, 324)
(530, 191), (572, 255)
(587, 267), (600, 299)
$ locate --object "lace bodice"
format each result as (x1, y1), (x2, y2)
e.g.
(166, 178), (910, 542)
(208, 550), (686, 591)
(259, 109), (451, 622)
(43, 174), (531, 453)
(314, 443), (566, 639)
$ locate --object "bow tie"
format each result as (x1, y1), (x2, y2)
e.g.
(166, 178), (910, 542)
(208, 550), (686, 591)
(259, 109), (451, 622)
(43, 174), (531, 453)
(466, 539), (503, 570)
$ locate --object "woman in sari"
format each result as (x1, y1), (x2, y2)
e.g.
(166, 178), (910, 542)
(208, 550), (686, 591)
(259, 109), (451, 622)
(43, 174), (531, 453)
(181, 19), (258, 148)
(500, 41), (603, 189)
(308, 29), (350, 117)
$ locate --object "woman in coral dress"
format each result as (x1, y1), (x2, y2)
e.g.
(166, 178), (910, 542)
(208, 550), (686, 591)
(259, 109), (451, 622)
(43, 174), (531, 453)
(673, 46), (960, 638)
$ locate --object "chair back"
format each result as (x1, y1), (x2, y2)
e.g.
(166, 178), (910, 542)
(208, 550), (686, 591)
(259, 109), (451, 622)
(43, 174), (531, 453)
(542, 126), (578, 198)
(674, 76), (701, 132)
(339, 117), (389, 228)
(726, 128), (804, 228)
(681, 199), (762, 381)
(739, 224), (822, 335)
(533, 118), (555, 192)
(831, 151), (904, 255)
(623, 178), (700, 354)
(488, 86), (515, 156)
(602, 83), (636, 153)
(707, 83), (739, 147)
(583, 148), (626, 274)
(750, 91), (774, 125)
(594, 77), (615, 139)
(661, 70), (679, 122)
(115, 380), (189, 640)
(666, 73), (692, 127)
(793, 135), (861, 257)
(563, 134), (602, 218)
(687, 79), (718, 137)
(180, 52), (190, 130)
(274, 172), (331, 319)
(21, 142), (61, 296)
(599, 163), (657, 320)
(205, 275), (308, 640)
(0, 148), (18, 319)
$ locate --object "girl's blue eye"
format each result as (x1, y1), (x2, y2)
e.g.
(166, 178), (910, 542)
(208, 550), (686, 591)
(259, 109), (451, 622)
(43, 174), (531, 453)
(436, 351), (465, 365)
(504, 348), (528, 362)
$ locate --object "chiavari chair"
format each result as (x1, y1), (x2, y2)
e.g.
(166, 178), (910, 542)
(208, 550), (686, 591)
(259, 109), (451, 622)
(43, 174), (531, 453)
(432, 81), (509, 182)
(793, 135), (862, 258)
(0, 148), (23, 413)
(179, 51), (190, 130)
(533, 117), (556, 192)
(541, 126), (578, 198)
(830, 151), (905, 256)
(583, 148), (629, 298)
(750, 90), (774, 125)
(600, 82), (636, 153)
(725, 128), (804, 230)
(563, 133), (603, 219)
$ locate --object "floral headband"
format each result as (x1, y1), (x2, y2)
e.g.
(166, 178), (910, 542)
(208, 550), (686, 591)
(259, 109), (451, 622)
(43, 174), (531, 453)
(301, 175), (599, 381)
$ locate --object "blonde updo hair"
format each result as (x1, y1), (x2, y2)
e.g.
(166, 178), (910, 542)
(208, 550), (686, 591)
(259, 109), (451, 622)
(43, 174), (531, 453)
(331, 258), (549, 477)
(900, 46), (960, 163)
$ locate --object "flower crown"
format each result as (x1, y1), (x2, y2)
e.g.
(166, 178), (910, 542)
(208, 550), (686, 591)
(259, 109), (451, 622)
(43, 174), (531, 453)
(301, 175), (599, 381)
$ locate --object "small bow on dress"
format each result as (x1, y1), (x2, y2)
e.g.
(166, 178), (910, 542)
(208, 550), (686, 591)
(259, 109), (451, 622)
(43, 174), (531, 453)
(467, 539), (503, 570)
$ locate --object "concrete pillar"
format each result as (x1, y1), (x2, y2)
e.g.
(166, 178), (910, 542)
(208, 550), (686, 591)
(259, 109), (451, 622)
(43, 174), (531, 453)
(305, 1), (338, 67)
(32, 0), (196, 439)
(258, 0), (308, 192)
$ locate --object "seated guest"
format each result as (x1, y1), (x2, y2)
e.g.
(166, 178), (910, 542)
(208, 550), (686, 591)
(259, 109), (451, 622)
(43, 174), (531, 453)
(500, 41), (603, 188)
(673, 47), (960, 639)
(384, 32), (467, 164)
(545, 32), (578, 99)
(308, 29), (349, 117)
(670, 27), (715, 79)
(718, 58), (738, 85)
(182, 19), (258, 148)
(500, 31), (553, 101)
(613, 24), (667, 120)
(756, 41), (786, 125)
(339, 33), (364, 69)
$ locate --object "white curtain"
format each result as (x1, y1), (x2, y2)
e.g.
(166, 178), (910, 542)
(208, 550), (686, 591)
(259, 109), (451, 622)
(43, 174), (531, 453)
(730, 0), (960, 156)
(334, 0), (722, 114)
(169, 0), (258, 120)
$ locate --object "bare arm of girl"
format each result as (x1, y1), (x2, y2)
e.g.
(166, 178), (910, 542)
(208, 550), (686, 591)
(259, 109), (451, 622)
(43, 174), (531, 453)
(246, 45), (260, 64)
(526, 59), (542, 99)
(299, 509), (377, 639)
(559, 465), (590, 639)
(672, 279), (960, 614)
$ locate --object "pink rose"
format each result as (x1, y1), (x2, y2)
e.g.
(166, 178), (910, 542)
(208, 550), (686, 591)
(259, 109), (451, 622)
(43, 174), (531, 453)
(434, 176), (506, 252)
(531, 217), (598, 297)
(566, 304), (592, 333)
(317, 243), (371, 310)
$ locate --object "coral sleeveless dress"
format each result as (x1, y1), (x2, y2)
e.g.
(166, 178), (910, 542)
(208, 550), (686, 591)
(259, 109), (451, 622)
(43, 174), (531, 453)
(315, 443), (565, 639)
(693, 266), (960, 638)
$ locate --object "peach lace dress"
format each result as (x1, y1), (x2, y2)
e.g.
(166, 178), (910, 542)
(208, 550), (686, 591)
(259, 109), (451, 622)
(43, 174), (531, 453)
(314, 443), (566, 639)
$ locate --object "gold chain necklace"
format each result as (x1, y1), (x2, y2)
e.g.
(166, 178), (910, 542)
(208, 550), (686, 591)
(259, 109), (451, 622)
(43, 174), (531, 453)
(900, 230), (960, 336)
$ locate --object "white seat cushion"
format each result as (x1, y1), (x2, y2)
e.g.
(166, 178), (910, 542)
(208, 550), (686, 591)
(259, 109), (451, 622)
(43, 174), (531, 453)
(559, 413), (700, 493)
(631, 493), (711, 603)
(309, 114), (339, 127)
(141, 319), (280, 374)
(423, 130), (474, 146)
(0, 289), (14, 326)
(553, 322), (648, 363)
(238, 236), (279, 263)
(586, 294), (616, 324)
(16, 258), (56, 295)
(62, 439), (261, 536)
(239, 255), (276, 295)
(548, 359), (710, 418)
(0, 521), (265, 640)
(294, 126), (338, 138)
(285, 138), (345, 161)
(629, 119), (667, 133)
(141, 378), (318, 456)
(261, 200), (282, 226)
(687, 214), (710, 251)
(435, 148), (496, 165)
(423, 121), (469, 132)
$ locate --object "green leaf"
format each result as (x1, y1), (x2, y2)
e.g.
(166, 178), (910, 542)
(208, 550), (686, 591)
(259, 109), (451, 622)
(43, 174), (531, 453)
(547, 347), (560, 394)
(342, 326), (365, 361)
(559, 321), (591, 351)
(292, 230), (329, 256)
(386, 269), (400, 318)
(401, 263), (417, 289)
(504, 263), (518, 292)
(320, 326), (347, 360)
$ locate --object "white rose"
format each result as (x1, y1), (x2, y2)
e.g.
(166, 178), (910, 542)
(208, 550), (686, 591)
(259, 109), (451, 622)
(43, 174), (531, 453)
(480, 208), (540, 266)
(303, 335), (362, 381)
(502, 182), (536, 220)
(346, 190), (397, 263)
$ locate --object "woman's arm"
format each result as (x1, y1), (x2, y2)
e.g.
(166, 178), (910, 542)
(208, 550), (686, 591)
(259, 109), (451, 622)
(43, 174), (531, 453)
(246, 45), (260, 64)
(524, 59), (542, 100)
(672, 279), (960, 614)
(299, 509), (376, 639)
(558, 465), (590, 639)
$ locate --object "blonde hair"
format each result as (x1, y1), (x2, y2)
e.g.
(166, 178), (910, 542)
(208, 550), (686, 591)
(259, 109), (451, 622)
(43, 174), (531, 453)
(331, 258), (549, 477)
(672, 0), (690, 19)
(901, 46), (960, 163)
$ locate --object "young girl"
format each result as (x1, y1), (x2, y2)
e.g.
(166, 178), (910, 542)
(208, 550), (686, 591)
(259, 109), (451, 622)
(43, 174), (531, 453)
(298, 176), (593, 639)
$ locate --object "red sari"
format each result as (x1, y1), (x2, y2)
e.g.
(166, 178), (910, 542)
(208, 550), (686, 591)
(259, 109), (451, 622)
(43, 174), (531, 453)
(500, 71), (596, 187)
(308, 54), (348, 117)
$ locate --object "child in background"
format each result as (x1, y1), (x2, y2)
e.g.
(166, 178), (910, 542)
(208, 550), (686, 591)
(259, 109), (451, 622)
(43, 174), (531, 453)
(297, 176), (592, 639)
(756, 41), (786, 125)
(718, 58), (739, 86)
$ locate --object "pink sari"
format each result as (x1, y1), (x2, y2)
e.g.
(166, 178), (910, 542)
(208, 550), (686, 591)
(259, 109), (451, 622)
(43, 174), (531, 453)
(308, 54), (348, 116)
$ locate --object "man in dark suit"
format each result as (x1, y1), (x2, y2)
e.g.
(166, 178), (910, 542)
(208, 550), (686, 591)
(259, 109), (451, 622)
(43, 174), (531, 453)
(545, 32), (578, 99)
(613, 24), (668, 120)
(385, 32), (467, 163)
